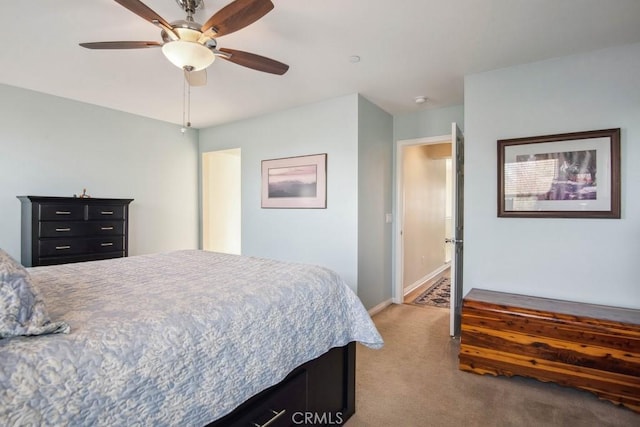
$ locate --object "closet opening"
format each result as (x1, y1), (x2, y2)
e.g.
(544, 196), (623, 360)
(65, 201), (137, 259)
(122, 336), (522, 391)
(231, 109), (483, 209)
(202, 148), (241, 254)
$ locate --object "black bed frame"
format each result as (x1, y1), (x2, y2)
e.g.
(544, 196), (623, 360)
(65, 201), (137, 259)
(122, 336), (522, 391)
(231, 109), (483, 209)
(206, 342), (356, 426)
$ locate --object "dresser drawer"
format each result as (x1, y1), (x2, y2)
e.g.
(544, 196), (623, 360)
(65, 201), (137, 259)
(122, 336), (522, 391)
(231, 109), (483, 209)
(40, 237), (124, 257)
(88, 205), (125, 220)
(39, 204), (84, 221)
(86, 221), (124, 236)
(87, 237), (124, 253)
(39, 239), (88, 257)
(40, 221), (124, 237)
(37, 252), (125, 266)
(39, 221), (87, 238)
(214, 370), (307, 427)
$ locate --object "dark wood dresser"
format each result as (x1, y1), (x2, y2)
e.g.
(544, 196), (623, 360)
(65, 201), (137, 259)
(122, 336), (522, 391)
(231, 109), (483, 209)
(17, 196), (134, 267)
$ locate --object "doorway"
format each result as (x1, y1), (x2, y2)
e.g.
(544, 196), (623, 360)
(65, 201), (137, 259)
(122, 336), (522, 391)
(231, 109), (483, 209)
(202, 148), (241, 254)
(400, 142), (452, 300)
(394, 124), (464, 336)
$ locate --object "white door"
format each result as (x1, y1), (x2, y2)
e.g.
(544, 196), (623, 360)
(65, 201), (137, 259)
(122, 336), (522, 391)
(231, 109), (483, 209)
(447, 123), (464, 337)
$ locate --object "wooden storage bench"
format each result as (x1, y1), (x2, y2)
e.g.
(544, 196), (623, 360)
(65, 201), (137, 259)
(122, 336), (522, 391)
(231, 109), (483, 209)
(459, 288), (640, 412)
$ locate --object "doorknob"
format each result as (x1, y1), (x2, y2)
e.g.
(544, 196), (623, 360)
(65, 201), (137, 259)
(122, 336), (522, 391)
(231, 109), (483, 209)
(445, 238), (463, 244)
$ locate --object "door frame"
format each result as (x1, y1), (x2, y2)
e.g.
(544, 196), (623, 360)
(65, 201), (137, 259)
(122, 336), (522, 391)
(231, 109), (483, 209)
(392, 133), (452, 305)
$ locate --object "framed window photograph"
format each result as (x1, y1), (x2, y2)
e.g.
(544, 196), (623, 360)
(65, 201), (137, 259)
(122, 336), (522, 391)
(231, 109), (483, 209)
(261, 153), (327, 208)
(498, 128), (620, 218)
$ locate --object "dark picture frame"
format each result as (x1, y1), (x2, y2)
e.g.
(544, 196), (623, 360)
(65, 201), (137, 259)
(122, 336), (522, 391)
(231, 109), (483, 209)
(261, 153), (327, 208)
(498, 128), (621, 218)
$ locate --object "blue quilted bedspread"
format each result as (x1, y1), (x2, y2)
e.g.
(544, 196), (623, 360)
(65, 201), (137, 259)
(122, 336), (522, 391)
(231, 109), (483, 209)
(0, 250), (383, 426)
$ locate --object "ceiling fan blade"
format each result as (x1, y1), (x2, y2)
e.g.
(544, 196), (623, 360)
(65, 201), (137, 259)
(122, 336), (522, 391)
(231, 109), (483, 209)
(114, 0), (175, 33)
(219, 48), (288, 75)
(184, 69), (207, 86)
(201, 0), (274, 37)
(79, 41), (163, 49)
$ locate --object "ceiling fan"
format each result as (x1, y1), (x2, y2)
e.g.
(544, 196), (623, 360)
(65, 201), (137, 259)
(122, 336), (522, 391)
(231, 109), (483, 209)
(80, 0), (289, 86)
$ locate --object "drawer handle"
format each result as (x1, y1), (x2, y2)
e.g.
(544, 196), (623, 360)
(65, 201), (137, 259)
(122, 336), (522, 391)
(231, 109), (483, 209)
(101, 211), (114, 215)
(55, 211), (71, 215)
(55, 245), (71, 250)
(101, 242), (114, 247)
(101, 227), (114, 230)
(55, 228), (71, 232)
(254, 409), (286, 427)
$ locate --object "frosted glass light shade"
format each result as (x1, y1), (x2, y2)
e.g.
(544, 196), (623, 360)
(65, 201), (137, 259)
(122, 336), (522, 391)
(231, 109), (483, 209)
(162, 40), (215, 71)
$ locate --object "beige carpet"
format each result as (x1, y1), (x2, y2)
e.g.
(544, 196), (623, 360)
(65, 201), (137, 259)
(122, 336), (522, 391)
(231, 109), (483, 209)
(345, 304), (639, 427)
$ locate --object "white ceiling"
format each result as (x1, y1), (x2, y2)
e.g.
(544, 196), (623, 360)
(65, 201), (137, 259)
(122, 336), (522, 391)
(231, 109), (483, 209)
(2, 0), (640, 129)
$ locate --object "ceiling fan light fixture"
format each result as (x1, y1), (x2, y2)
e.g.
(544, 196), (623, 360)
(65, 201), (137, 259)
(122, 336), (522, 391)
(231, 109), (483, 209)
(170, 22), (204, 42)
(162, 40), (215, 71)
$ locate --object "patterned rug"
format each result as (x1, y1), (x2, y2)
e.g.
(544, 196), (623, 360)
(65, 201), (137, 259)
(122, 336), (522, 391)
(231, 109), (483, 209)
(412, 277), (450, 308)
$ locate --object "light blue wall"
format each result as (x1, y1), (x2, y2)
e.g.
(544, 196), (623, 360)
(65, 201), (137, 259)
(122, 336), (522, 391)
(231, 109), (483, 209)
(394, 105), (464, 141)
(464, 42), (640, 309)
(0, 84), (200, 261)
(199, 94), (360, 290)
(17, 40), (635, 312)
(357, 96), (394, 309)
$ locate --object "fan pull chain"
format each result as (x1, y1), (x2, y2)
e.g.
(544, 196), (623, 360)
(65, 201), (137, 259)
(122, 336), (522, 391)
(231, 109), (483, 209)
(182, 71), (186, 132)
(187, 74), (192, 128)
(182, 68), (192, 134)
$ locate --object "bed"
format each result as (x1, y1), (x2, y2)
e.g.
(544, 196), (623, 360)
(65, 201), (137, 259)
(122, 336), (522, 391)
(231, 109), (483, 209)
(0, 249), (383, 426)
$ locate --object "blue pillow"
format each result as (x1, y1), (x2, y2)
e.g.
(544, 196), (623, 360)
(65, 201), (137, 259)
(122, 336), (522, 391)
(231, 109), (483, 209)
(0, 248), (69, 339)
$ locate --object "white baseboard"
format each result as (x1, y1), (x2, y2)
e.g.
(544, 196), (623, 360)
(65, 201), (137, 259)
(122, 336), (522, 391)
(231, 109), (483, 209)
(368, 299), (393, 316)
(403, 263), (450, 297)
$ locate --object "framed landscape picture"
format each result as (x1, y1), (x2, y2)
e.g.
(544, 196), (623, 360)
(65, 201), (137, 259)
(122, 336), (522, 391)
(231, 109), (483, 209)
(261, 153), (327, 208)
(498, 128), (620, 218)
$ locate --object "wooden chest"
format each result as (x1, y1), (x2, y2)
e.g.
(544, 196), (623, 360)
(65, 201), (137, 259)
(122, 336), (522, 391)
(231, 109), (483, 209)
(459, 289), (640, 412)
